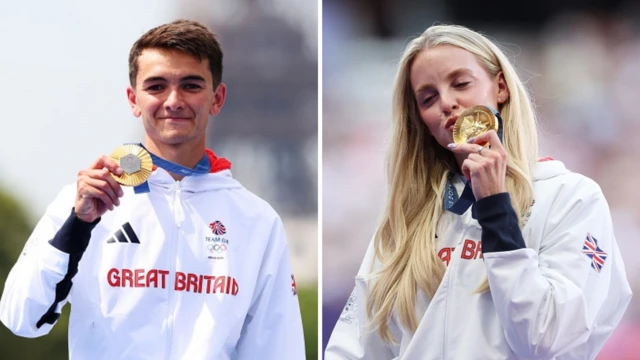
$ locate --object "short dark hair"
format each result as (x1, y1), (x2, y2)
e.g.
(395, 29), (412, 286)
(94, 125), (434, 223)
(128, 19), (223, 88)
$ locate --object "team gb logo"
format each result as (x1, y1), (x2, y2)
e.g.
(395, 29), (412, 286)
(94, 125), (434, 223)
(209, 221), (227, 236)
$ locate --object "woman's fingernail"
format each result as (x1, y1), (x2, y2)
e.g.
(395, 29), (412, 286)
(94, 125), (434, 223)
(466, 137), (476, 143)
(447, 143), (457, 149)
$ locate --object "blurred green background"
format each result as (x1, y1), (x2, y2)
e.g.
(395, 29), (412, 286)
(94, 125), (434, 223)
(0, 190), (69, 359)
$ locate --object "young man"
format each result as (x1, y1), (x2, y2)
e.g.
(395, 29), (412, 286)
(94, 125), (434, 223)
(0, 19), (305, 359)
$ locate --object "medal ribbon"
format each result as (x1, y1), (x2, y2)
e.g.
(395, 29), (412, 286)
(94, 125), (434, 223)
(444, 106), (503, 218)
(132, 143), (211, 194)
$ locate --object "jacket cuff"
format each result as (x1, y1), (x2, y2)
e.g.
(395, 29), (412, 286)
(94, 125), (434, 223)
(476, 193), (526, 253)
(48, 208), (99, 254)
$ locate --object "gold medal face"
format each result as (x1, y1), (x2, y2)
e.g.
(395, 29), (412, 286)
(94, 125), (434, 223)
(452, 105), (499, 144)
(110, 144), (153, 186)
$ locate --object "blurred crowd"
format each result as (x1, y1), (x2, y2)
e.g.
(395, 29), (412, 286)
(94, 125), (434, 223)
(322, 0), (640, 357)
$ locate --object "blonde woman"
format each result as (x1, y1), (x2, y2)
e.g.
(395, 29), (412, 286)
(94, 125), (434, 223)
(325, 25), (632, 359)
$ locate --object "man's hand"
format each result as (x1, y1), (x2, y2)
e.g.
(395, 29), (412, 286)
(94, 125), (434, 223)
(75, 155), (125, 223)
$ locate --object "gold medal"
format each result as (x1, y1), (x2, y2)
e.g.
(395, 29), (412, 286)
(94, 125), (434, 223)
(452, 105), (499, 144)
(110, 144), (153, 186)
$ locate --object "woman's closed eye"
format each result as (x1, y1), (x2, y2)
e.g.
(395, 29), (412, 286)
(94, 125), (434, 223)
(421, 94), (436, 106)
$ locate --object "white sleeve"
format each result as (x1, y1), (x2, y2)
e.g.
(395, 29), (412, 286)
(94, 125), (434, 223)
(236, 217), (306, 359)
(325, 241), (397, 360)
(483, 178), (633, 359)
(0, 186), (79, 338)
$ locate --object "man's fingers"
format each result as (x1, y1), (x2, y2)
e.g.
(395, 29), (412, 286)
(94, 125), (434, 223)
(88, 155), (123, 176)
(78, 170), (121, 206)
(101, 169), (124, 198)
(78, 185), (115, 211)
(76, 155), (126, 221)
(84, 176), (120, 206)
(79, 165), (124, 198)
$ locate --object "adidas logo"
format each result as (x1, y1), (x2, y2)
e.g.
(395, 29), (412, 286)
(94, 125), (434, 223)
(106, 223), (140, 244)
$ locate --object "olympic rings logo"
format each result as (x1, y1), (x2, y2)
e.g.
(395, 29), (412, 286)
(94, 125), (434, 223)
(207, 244), (227, 253)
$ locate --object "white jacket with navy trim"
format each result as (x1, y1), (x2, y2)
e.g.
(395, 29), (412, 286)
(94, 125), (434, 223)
(325, 160), (632, 360)
(0, 167), (306, 360)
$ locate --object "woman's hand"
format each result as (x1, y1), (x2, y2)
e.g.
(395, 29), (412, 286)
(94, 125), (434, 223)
(447, 130), (507, 200)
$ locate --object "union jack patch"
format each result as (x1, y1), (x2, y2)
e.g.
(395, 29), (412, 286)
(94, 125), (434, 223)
(582, 233), (607, 273)
(291, 274), (298, 296)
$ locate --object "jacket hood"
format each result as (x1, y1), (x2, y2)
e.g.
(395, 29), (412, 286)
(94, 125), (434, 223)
(145, 148), (242, 193)
(148, 168), (243, 193)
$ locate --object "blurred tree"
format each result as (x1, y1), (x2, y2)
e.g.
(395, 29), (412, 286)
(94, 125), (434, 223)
(0, 189), (69, 360)
(299, 284), (318, 360)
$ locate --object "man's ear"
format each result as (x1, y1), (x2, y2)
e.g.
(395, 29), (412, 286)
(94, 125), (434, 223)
(210, 83), (227, 116)
(127, 86), (142, 117)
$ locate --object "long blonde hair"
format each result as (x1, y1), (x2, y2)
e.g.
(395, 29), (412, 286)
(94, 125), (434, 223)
(366, 24), (538, 342)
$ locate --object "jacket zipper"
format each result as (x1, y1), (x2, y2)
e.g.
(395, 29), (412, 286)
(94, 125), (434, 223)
(443, 232), (466, 360)
(443, 262), (454, 359)
(166, 180), (183, 360)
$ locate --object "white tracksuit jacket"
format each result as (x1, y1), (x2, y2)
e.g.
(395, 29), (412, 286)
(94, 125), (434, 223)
(0, 165), (306, 359)
(325, 160), (632, 360)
